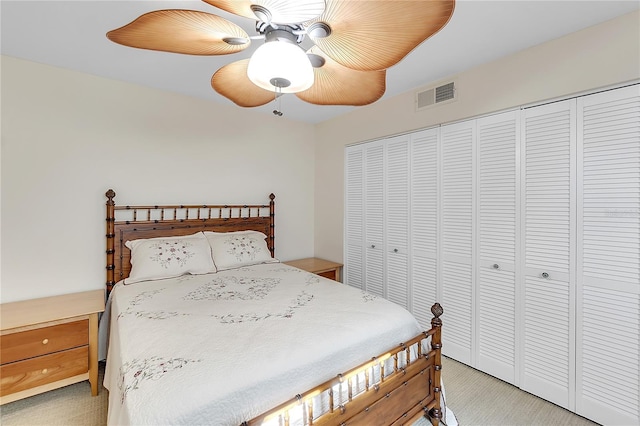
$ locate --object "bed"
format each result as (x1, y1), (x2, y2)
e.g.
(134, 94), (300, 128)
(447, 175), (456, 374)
(101, 189), (446, 425)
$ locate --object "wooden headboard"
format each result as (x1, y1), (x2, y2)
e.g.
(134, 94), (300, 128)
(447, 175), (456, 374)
(105, 189), (275, 293)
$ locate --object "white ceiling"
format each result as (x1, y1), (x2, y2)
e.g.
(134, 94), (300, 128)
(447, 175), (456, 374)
(2, 1), (639, 124)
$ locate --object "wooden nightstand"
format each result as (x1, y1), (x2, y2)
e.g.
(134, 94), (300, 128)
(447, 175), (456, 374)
(0, 289), (105, 404)
(284, 257), (343, 282)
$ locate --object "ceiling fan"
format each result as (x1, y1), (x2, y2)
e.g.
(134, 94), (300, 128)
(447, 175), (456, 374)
(107, 0), (455, 111)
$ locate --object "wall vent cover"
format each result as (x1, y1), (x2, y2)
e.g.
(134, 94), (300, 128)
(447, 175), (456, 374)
(416, 81), (457, 111)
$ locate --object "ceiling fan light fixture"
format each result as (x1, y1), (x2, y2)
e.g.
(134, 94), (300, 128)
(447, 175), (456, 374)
(247, 40), (314, 93)
(108, 1), (456, 109)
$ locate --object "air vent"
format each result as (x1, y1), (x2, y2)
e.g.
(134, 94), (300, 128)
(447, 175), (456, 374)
(416, 80), (457, 111)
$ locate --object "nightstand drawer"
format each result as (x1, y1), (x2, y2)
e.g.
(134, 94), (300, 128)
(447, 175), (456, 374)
(0, 346), (89, 396)
(0, 320), (88, 365)
(317, 269), (338, 280)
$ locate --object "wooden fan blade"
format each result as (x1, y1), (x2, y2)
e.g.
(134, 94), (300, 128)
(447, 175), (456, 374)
(211, 59), (275, 107)
(107, 10), (250, 55)
(203, 0), (325, 24)
(296, 47), (386, 106)
(307, 0), (455, 71)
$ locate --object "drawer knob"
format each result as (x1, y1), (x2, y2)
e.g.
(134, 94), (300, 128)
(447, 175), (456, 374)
(41, 368), (48, 374)
(42, 338), (49, 345)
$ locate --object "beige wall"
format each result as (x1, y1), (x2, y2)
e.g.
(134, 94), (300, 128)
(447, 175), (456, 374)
(1, 56), (316, 303)
(2, 10), (639, 302)
(314, 10), (640, 264)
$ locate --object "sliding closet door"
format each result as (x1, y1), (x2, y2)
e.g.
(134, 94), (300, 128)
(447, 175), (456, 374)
(410, 128), (440, 329)
(520, 99), (576, 410)
(345, 145), (364, 289)
(575, 85), (640, 426)
(364, 142), (386, 297)
(385, 135), (411, 309)
(440, 120), (476, 364)
(475, 111), (520, 385)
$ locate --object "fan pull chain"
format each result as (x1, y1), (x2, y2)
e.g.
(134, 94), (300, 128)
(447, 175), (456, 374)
(273, 87), (283, 117)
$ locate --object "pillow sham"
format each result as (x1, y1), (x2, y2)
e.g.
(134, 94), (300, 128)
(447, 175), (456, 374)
(125, 232), (216, 284)
(205, 230), (277, 271)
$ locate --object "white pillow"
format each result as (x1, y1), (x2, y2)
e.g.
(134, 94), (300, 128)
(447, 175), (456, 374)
(205, 230), (277, 271)
(125, 232), (216, 284)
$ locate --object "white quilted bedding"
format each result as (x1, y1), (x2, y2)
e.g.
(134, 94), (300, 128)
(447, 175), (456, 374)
(101, 262), (423, 425)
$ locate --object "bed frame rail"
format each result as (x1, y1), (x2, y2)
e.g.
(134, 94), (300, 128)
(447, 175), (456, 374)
(245, 303), (444, 426)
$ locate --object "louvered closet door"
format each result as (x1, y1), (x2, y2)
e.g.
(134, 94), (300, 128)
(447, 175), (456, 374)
(440, 120), (476, 364)
(410, 128), (439, 329)
(364, 142), (385, 297)
(576, 85), (640, 426)
(385, 135), (410, 309)
(521, 99), (576, 410)
(345, 145), (365, 289)
(476, 111), (520, 385)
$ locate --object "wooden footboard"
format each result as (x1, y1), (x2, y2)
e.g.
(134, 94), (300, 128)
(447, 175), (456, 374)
(245, 303), (444, 426)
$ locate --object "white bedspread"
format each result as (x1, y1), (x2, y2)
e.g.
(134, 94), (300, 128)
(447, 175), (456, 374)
(102, 263), (423, 426)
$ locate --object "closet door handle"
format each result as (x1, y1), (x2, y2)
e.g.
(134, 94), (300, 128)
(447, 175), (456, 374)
(393, 248), (399, 253)
(492, 264), (500, 270)
(541, 272), (550, 279)
(370, 244), (376, 249)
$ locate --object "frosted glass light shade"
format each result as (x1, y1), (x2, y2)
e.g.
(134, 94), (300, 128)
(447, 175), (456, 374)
(247, 41), (314, 93)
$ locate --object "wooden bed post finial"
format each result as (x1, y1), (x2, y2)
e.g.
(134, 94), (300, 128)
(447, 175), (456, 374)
(106, 189), (116, 204)
(431, 302), (443, 327)
(106, 189), (116, 294)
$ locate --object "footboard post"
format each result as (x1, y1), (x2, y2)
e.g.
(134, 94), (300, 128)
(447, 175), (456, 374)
(429, 303), (444, 425)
